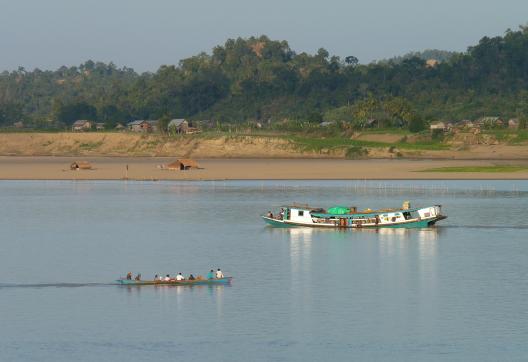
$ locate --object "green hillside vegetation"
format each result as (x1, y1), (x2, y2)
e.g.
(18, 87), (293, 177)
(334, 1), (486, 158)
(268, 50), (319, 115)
(1, 24), (528, 133)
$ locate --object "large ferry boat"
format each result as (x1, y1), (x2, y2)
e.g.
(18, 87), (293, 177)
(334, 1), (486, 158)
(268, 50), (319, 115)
(262, 202), (446, 229)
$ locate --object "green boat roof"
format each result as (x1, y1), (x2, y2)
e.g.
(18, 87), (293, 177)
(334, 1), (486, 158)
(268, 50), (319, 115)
(311, 207), (421, 218)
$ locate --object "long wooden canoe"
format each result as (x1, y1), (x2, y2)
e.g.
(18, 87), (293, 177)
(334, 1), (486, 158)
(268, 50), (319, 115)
(116, 277), (232, 286)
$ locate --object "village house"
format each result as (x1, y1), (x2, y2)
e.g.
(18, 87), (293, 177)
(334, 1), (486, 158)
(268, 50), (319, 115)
(127, 120), (152, 132)
(13, 121), (24, 129)
(477, 116), (504, 128)
(508, 119), (519, 129)
(72, 120), (93, 131)
(115, 123), (125, 130)
(430, 121), (446, 131)
(168, 119), (188, 133)
(168, 119), (200, 134)
(95, 122), (105, 131)
(145, 120), (159, 132)
(457, 120), (475, 129)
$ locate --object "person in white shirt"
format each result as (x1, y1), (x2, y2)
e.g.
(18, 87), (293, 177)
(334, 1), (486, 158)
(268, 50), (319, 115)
(176, 273), (185, 281)
(216, 268), (224, 278)
(164, 274), (171, 281)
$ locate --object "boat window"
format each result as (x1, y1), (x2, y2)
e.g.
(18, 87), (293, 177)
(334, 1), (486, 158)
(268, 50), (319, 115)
(298, 210), (304, 216)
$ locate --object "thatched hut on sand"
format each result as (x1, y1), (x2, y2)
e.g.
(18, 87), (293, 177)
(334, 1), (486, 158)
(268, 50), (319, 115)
(70, 161), (92, 170)
(164, 159), (200, 171)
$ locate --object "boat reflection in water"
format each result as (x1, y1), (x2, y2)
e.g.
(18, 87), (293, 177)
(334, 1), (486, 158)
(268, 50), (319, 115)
(267, 224), (440, 242)
(267, 226), (440, 281)
(268, 225), (442, 325)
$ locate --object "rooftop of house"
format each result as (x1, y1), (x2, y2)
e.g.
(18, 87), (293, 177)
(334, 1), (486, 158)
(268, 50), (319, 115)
(127, 120), (148, 126)
(169, 119), (187, 127)
(72, 120), (91, 126)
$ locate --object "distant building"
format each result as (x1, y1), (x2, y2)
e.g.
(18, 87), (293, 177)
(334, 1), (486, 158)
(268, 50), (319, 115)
(72, 120), (92, 131)
(425, 59), (439, 68)
(13, 121), (24, 129)
(127, 120), (152, 132)
(319, 121), (335, 127)
(145, 120), (159, 132)
(508, 119), (519, 129)
(95, 122), (105, 131)
(457, 120), (475, 129)
(168, 119), (188, 132)
(364, 119), (379, 128)
(430, 121), (446, 131)
(250, 121), (262, 129)
(115, 123), (125, 130)
(477, 117), (504, 128)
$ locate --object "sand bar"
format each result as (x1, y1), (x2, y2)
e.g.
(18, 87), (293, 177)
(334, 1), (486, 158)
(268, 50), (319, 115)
(1, 157), (528, 180)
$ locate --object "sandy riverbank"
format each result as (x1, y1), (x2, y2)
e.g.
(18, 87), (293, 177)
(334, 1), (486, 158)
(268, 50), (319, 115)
(1, 157), (528, 180)
(2, 132), (528, 160)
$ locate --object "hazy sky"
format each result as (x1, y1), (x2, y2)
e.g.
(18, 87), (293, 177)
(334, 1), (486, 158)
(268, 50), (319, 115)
(0, 0), (526, 72)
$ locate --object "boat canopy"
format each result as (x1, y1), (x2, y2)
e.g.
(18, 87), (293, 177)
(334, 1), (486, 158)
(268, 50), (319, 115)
(327, 206), (350, 214)
(312, 207), (422, 218)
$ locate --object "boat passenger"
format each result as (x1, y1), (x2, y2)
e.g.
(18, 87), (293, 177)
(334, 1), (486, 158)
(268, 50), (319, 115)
(267, 211), (273, 218)
(126, 272), (132, 280)
(164, 274), (171, 281)
(279, 208), (284, 220)
(176, 273), (185, 281)
(207, 270), (215, 279)
(188, 274), (195, 280)
(154, 274), (160, 281)
(135, 273), (141, 281)
(216, 268), (224, 279)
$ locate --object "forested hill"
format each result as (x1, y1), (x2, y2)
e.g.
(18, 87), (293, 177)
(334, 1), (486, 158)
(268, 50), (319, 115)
(1, 25), (528, 128)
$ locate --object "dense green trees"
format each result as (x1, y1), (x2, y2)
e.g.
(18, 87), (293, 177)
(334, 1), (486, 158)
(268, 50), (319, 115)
(1, 26), (528, 129)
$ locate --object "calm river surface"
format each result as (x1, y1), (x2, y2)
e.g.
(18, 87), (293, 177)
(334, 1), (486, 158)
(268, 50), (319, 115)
(1, 180), (527, 361)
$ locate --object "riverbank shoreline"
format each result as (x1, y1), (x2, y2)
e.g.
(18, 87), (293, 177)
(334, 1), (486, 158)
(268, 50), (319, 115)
(1, 156), (528, 180)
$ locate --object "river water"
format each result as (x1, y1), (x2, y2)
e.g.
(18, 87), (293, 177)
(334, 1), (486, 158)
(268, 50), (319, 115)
(0, 180), (527, 361)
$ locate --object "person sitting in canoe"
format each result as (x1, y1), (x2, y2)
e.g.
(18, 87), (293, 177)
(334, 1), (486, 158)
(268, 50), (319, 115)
(126, 272), (132, 280)
(188, 274), (195, 280)
(207, 270), (215, 279)
(216, 268), (224, 278)
(164, 274), (171, 281)
(267, 211), (273, 218)
(134, 273), (141, 281)
(176, 273), (185, 281)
